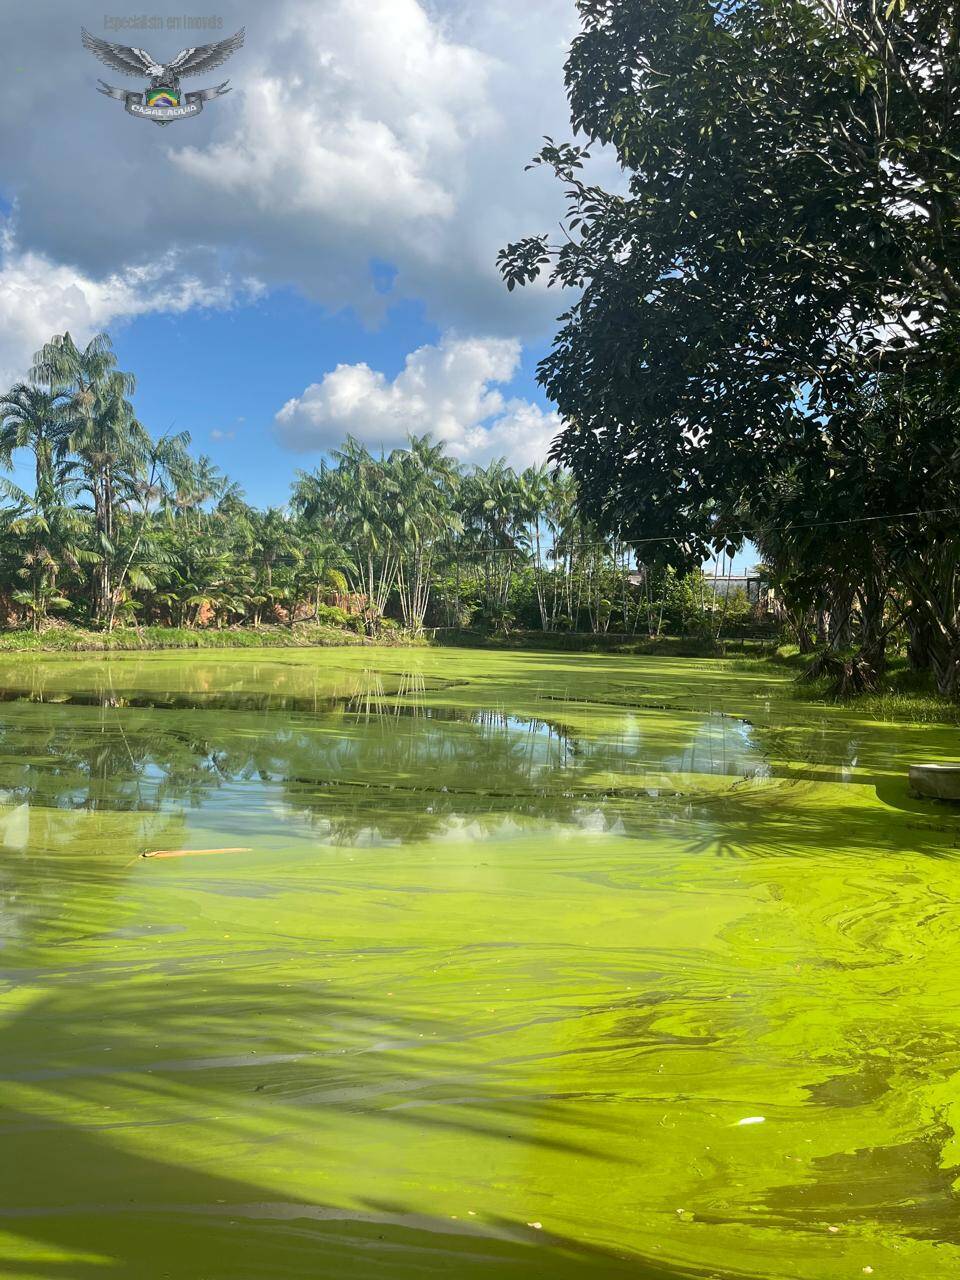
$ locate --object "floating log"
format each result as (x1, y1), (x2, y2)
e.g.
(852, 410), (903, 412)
(908, 765), (960, 801)
(141, 847), (252, 859)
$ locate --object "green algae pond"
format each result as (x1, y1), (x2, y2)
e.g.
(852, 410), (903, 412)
(1, 647), (960, 1280)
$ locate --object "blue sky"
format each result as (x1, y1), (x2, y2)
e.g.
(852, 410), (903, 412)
(2, 280), (556, 509)
(102, 293), (554, 509)
(113, 293), (439, 508)
(106, 292), (751, 569)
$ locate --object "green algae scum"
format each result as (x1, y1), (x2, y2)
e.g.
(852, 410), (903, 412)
(1, 648), (960, 1280)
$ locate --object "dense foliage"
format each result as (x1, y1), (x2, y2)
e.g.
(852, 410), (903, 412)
(0, 331), (761, 642)
(500, 0), (960, 694)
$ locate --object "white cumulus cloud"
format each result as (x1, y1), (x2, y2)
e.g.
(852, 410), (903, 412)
(0, 0), (585, 335)
(0, 223), (262, 387)
(173, 0), (493, 228)
(275, 333), (560, 468)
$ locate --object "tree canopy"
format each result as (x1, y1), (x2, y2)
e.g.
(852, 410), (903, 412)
(500, 0), (960, 692)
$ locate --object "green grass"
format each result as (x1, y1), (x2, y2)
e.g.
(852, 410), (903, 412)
(0, 623), (400, 653)
(798, 666), (960, 724)
(732, 646), (960, 724)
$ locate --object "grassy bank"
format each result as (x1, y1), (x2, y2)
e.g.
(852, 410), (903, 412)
(0, 624), (768, 657)
(799, 669), (960, 724)
(731, 645), (960, 724)
(4, 624), (956, 725)
(431, 628), (775, 657)
(0, 623), (396, 653)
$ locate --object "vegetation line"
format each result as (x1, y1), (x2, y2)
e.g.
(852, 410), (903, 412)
(1, 333), (768, 648)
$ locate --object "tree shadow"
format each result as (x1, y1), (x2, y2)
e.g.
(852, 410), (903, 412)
(0, 976), (743, 1280)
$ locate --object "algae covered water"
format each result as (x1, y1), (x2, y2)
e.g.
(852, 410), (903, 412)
(1, 647), (959, 1279)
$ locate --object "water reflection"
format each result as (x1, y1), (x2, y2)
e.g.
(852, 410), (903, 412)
(0, 669), (769, 847)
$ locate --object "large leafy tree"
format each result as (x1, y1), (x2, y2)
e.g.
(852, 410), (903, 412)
(499, 0), (960, 685)
(500, 0), (960, 525)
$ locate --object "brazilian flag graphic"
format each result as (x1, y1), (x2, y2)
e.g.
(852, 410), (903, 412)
(146, 86), (180, 108)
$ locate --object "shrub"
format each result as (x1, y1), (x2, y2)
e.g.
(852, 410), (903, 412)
(311, 604), (351, 627)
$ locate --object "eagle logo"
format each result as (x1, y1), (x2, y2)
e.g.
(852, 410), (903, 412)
(81, 27), (244, 125)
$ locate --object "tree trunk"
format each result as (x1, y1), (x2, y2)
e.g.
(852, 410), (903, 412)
(929, 632), (960, 697)
(856, 572), (888, 677)
(907, 615), (934, 672)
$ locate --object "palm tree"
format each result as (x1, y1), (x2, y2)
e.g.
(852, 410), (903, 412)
(458, 459), (523, 629)
(392, 434), (461, 634)
(32, 333), (146, 625)
(546, 469), (579, 629)
(247, 508), (298, 626)
(0, 384), (70, 511)
(173, 453), (231, 529)
(64, 374), (150, 625)
(0, 480), (91, 631)
(294, 439), (403, 635)
(518, 463), (551, 630)
(292, 530), (353, 622)
(108, 431), (192, 631)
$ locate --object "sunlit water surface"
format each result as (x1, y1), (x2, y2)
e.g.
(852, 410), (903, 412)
(1, 647), (959, 1279)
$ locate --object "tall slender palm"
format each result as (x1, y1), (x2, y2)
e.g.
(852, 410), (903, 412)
(458, 459), (523, 627)
(32, 333), (145, 624)
(290, 528), (353, 622)
(392, 434), (461, 633)
(108, 431), (192, 631)
(31, 332), (131, 410)
(0, 479), (91, 631)
(174, 453), (230, 529)
(546, 469), (579, 628)
(518, 463), (551, 630)
(295, 439), (404, 634)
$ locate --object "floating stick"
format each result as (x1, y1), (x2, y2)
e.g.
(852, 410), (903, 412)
(140, 846), (252, 860)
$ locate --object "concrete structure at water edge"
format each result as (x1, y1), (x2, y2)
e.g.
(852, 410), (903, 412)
(909, 763), (960, 801)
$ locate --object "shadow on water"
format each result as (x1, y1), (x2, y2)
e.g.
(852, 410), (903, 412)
(692, 1125), (960, 1247)
(0, 1150), (733, 1280)
(0, 1121), (709, 1279)
(0, 976), (736, 1280)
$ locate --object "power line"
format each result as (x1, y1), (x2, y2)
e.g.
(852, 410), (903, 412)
(623, 502), (960, 548)
(431, 502), (960, 557)
(129, 502), (960, 565)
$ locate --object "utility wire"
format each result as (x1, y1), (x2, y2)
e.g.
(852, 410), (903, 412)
(620, 502), (960, 547)
(433, 502), (960, 556)
(156, 502), (960, 564)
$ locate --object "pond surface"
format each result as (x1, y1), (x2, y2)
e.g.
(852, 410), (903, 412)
(1, 647), (959, 1279)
